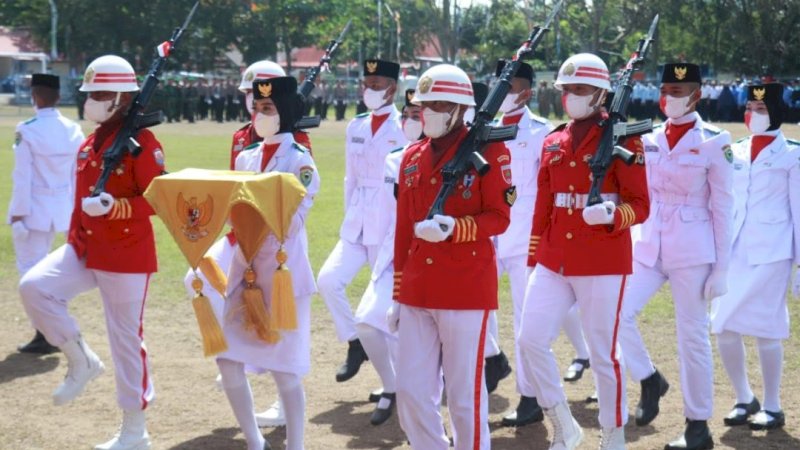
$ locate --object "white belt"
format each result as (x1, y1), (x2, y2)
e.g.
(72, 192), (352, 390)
(356, 178), (383, 188)
(554, 192), (619, 209)
(651, 191), (707, 208)
(32, 185), (70, 196)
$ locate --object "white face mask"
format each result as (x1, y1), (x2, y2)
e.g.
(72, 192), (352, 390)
(422, 106), (458, 139)
(403, 118), (423, 141)
(245, 92), (254, 115)
(84, 96), (120, 123)
(662, 94), (695, 119)
(363, 88), (389, 110)
(463, 107), (475, 124)
(746, 111), (770, 134)
(253, 112), (280, 138)
(499, 92), (521, 113)
(563, 93), (597, 120)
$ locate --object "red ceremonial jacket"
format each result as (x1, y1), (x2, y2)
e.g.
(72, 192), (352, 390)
(230, 123), (312, 170)
(528, 113), (650, 275)
(67, 120), (164, 273)
(394, 126), (511, 310)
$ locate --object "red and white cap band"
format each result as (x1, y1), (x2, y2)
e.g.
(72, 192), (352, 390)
(91, 73), (137, 83)
(431, 80), (473, 96)
(574, 66), (609, 81)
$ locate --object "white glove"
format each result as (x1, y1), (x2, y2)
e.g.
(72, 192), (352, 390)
(386, 301), (401, 333)
(414, 219), (449, 243)
(792, 268), (800, 298)
(703, 268), (728, 301)
(11, 221), (29, 241)
(432, 214), (455, 237)
(582, 201), (616, 225)
(81, 192), (114, 217)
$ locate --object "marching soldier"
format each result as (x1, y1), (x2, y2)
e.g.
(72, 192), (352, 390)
(10, 73), (84, 355)
(19, 55), (163, 450)
(619, 63), (734, 450)
(216, 75), (320, 450)
(354, 89), (423, 426)
(393, 63), (511, 450)
(710, 83), (799, 432)
(317, 58), (407, 383)
(518, 53), (649, 449)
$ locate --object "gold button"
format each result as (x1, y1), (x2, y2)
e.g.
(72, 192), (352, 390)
(123, 228), (130, 233)
(569, 161), (576, 167)
(568, 208), (574, 215)
(566, 232), (573, 239)
(472, 251), (477, 256)
(430, 177), (437, 185)
(90, 161), (97, 167)
(86, 229), (93, 235)
(425, 257), (433, 265)
(88, 185), (95, 192)
(568, 185), (575, 192)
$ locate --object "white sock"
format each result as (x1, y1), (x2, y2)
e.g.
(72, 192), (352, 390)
(272, 370), (305, 450)
(356, 323), (396, 394)
(563, 305), (590, 360)
(716, 331), (754, 405)
(757, 337), (783, 412)
(218, 359), (265, 450)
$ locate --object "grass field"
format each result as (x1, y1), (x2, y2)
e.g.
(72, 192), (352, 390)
(1, 104), (800, 449)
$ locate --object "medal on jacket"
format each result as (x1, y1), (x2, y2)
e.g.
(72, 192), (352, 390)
(463, 190), (472, 199)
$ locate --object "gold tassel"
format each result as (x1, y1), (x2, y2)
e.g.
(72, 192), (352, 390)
(271, 247), (297, 330)
(190, 276), (228, 357)
(198, 256), (228, 297)
(242, 267), (280, 344)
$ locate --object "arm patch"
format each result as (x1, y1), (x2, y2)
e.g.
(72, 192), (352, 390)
(505, 186), (517, 206)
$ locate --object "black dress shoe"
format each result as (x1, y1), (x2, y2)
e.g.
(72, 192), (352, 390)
(17, 331), (59, 355)
(636, 368), (669, 426)
(335, 339), (369, 382)
(501, 395), (544, 427)
(664, 419), (714, 450)
(484, 351), (512, 394)
(370, 393), (396, 426)
(368, 388), (383, 403)
(585, 391), (598, 403)
(563, 358), (590, 382)
(749, 410), (785, 430)
(723, 397), (760, 426)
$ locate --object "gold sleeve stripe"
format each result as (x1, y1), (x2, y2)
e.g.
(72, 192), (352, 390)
(109, 201), (120, 220)
(392, 272), (402, 297)
(617, 204), (635, 229)
(123, 198), (131, 220)
(467, 216), (477, 242)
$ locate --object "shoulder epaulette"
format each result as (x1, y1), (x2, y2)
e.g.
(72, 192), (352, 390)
(787, 139), (800, 147)
(22, 117), (36, 125)
(292, 142), (309, 153)
(547, 123), (567, 135)
(390, 145), (405, 154)
(735, 136), (750, 144)
(531, 115), (548, 125)
(243, 142), (260, 151)
(702, 123), (722, 135)
(653, 122), (665, 129)
(354, 112), (370, 119)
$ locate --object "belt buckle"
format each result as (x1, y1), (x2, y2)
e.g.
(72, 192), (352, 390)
(569, 193), (578, 209)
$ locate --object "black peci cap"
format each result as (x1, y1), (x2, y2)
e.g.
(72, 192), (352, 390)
(31, 73), (60, 89)
(471, 82), (488, 109)
(404, 89), (416, 107)
(252, 76), (301, 133)
(747, 82), (785, 130)
(661, 63), (702, 84)
(496, 59), (534, 84)
(363, 59), (400, 80)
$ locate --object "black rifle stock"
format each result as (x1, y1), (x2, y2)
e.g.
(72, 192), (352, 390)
(427, 0), (563, 222)
(294, 20), (352, 130)
(92, 1), (199, 203)
(587, 14), (659, 208)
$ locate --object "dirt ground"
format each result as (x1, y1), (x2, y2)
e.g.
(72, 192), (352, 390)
(2, 118), (800, 450)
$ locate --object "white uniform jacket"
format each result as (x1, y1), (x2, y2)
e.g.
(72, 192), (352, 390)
(495, 108), (552, 259)
(229, 133), (320, 300)
(341, 104), (408, 246)
(730, 132), (800, 265)
(371, 146), (406, 279)
(8, 108), (84, 231)
(635, 112), (734, 270)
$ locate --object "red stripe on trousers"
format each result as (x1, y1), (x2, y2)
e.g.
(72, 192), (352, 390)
(472, 310), (490, 450)
(611, 274), (627, 427)
(138, 273), (151, 409)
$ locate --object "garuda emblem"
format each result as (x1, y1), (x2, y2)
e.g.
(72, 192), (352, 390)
(366, 61), (378, 73)
(752, 87), (766, 101)
(674, 66), (687, 80)
(178, 193), (213, 241)
(258, 82), (272, 98)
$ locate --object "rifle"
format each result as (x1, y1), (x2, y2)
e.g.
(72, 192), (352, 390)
(294, 20), (352, 130)
(92, 1), (199, 203)
(428, 0), (563, 221)
(587, 14), (659, 208)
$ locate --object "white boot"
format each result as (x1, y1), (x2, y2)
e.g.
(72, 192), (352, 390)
(94, 409), (151, 450)
(52, 336), (105, 406)
(255, 399), (286, 427)
(544, 402), (583, 450)
(599, 426), (625, 450)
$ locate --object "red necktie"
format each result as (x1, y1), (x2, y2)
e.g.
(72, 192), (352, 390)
(751, 135), (776, 162)
(371, 113), (390, 136)
(259, 143), (281, 172)
(502, 113), (523, 126)
(665, 120), (695, 150)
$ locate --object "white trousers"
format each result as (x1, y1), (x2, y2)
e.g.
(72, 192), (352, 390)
(519, 265), (628, 428)
(19, 244), (155, 410)
(397, 306), (490, 450)
(619, 259), (713, 420)
(182, 236), (235, 320)
(14, 228), (57, 275)
(317, 239), (378, 342)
